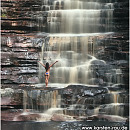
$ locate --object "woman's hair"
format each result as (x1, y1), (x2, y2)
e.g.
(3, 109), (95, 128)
(45, 62), (49, 71)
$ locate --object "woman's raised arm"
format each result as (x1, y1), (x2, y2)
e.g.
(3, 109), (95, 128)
(49, 61), (58, 67)
(38, 61), (46, 67)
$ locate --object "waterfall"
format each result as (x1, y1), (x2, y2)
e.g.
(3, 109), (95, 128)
(1, 0), (128, 125)
(22, 89), (61, 113)
(27, 0), (126, 120)
(23, 90), (28, 113)
(36, 0), (119, 85)
(40, 34), (115, 85)
(31, 0), (127, 119)
(47, 0), (114, 33)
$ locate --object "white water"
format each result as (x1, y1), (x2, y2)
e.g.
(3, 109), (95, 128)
(39, 33), (113, 84)
(41, 0), (114, 33)
(37, 0), (117, 85)
(15, 0), (127, 121)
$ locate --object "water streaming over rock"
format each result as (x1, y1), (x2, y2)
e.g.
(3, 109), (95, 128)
(36, 0), (123, 86)
(1, 0), (128, 127)
(40, 0), (114, 33)
(23, 89), (61, 112)
(4, 0), (127, 123)
(29, 0), (129, 120)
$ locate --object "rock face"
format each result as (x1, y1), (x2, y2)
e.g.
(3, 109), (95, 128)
(95, 0), (129, 87)
(51, 114), (66, 121)
(1, 0), (46, 88)
(14, 113), (42, 121)
(1, 85), (129, 122)
(1, 35), (40, 87)
(61, 85), (128, 117)
(1, 0), (129, 123)
(86, 114), (127, 122)
(1, 0), (42, 34)
(1, 0), (129, 88)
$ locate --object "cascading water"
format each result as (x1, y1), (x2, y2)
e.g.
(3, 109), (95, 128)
(42, 0), (114, 33)
(37, 0), (119, 86)
(14, 0), (128, 123)
(35, 0), (126, 117)
(24, 89), (61, 112)
(1, 0), (129, 128)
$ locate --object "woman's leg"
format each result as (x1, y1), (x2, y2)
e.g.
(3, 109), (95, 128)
(45, 75), (49, 87)
(45, 76), (48, 87)
(46, 75), (50, 87)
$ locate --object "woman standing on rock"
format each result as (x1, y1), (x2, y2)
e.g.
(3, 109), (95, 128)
(38, 61), (58, 87)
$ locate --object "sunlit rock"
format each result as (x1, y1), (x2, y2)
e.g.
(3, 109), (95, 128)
(87, 114), (127, 122)
(51, 114), (66, 121)
(14, 113), (41, 121)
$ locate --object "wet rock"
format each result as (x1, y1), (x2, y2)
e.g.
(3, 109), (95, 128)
(14, 113), (41, 121)
(1, 109), (23, 121)
(13, 42), (33, 48)
(51, 114), (66, 121)
(63, 89), (73, 95)
(62, 85), (109, 109)
(1, 88), (23, 106)
(1, 97), (11, 105)
(1, 52), (15, 59)
(65, 85), (108, 97)
(103, 92), (128, 104)
(1, 105), (15, 110)
(1, 84), (19, 89)
(1, 88), (14, 97)
(97, 114), (127, 122)
(83, 88), (107, 97)
(104, 46), (119, 51)
(87, 115), (99, 121)
(88, 78), (101, 85)
(90, 60), (106, 66)
(1, 37), (8, 45)
(1, 0), (129, 122)
(1, 73), (38, 84)
(27, 76), (39, 83)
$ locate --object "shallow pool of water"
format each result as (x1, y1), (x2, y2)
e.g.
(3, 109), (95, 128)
(2, 120), (128, 130)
